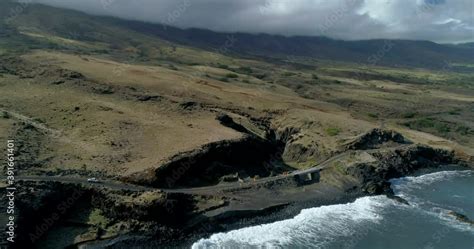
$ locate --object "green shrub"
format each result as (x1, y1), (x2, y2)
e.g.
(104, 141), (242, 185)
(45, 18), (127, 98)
(237, 66), (253, 74)
(368, 113), (379, 118)
(435, 124), (451, 133)
(448, 109), (461, 115)
(405, 118), (451, 134)
(455, 126), (472, 135)
(254, 73), (267, 79)
(333, 161), (347, 174)
(1, 111), (10, 119)
(217, 64), (229, 69)
(325, 127), (341, 136)
(402, 112), (417, 118)
(226, 73), (239, 78)
(282, 72), (296, 77)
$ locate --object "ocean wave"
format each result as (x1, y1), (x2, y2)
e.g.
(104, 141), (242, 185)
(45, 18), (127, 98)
(193, 170), (474, 248)
(390, 170), (473, 196)
(436, 207), (474, 233)
(192, 196), (391, 249)
(390, 170), (474, 233)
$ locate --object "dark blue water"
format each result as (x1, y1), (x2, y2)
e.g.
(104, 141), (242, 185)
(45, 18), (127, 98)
(192, 170), (474, 249)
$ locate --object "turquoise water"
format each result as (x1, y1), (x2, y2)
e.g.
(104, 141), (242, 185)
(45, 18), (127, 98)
(192, 170), (474, 249)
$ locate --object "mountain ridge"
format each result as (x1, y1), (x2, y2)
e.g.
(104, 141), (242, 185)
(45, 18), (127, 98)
(1, 0), (474, 70)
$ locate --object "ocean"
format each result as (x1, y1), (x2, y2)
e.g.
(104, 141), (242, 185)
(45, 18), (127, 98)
(192, 170), (474, 249)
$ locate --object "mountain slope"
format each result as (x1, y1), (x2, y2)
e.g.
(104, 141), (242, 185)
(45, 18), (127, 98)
(1, 1), (473, 70)
(117, 19), (474, 69)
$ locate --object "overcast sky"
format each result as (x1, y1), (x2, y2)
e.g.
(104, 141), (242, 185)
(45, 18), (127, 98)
(28, 0), (474, 43)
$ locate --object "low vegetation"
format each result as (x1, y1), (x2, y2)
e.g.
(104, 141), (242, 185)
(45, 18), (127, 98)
(225, 73), (239, 79)
(325, 127), (341, 136)
(1, 2), (473, 248)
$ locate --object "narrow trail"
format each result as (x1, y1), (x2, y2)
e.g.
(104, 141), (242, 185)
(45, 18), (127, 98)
(0, 108), (95, 152)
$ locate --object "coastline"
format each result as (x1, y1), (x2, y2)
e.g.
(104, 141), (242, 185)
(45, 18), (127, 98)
(187, 165), (473, 249)
(80, 164), (472, 249)
(7, 135), (472, 248)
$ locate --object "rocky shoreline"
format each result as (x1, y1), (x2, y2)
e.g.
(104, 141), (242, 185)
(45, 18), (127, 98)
(2, 129), (472, 248)
(78, 166), (471, 249)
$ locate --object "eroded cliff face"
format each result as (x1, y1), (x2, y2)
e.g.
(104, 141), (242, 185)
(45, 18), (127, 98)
(346, 145), (456, 195)
(4, 139), (465, 248)
(124, 123), (317, 189)
(2, 124), (466, 249)
(2, 181), (215, 248)
(124, 134), (291, 188)
(341, 128), (410, 150)
(0, 182), (92, 248)
(123, 126), (459, 191)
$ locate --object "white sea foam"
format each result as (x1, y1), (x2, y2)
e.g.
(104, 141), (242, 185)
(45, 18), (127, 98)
(192, 196), (390, 249)
(436, 207), (474, 233)
(390, 170), (474, 233)
(390, 170), (473, 196)
(192, 170), (474, 248)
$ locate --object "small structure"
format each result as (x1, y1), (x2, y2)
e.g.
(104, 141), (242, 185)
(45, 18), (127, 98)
(294, 170), (320, 185)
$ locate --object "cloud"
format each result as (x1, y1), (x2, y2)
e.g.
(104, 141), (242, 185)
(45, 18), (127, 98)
(27, 0), (474, 43)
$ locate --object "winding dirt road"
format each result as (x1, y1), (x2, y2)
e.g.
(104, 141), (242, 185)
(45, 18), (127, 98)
(17, 145), (406, 195)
